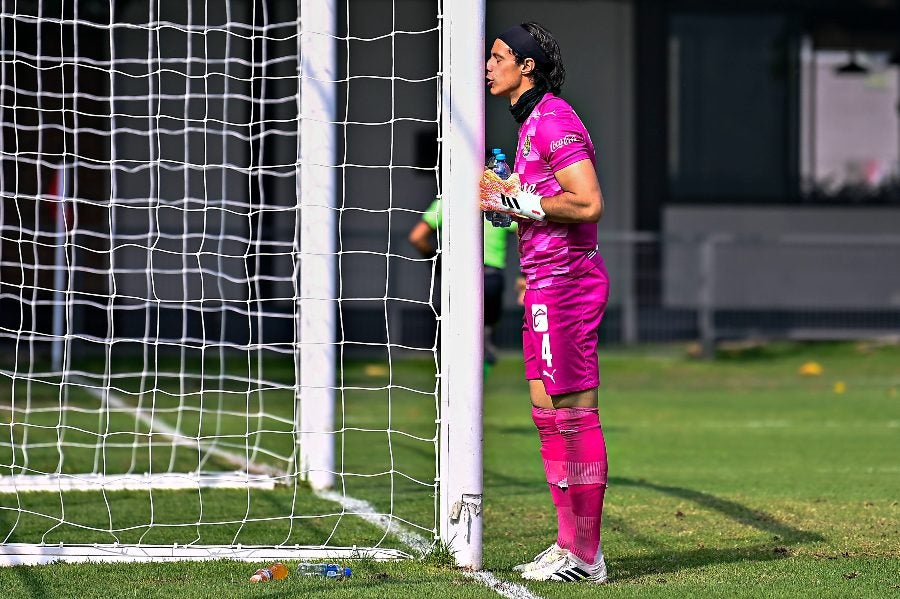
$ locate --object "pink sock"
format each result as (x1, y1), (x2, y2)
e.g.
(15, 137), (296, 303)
(555, 407), (608, 564)
(549, 482), (574, 551)
(569, 483), (605, 563)
(531, 406), (574, 551)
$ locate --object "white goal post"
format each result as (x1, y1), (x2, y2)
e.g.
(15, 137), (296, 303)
(439, 0), (485, 569)
(0, 0), (483, 568)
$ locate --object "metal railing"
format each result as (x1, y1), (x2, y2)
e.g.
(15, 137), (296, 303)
(597, 231), (900, 356)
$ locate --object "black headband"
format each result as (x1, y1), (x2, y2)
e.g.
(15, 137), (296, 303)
(497, 25), (549, 67)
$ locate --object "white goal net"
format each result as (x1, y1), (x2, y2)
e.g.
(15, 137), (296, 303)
(0, 0), (482, 566)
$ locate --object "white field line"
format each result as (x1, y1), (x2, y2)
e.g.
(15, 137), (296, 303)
(79, 378), (281, 476)
(79, 380), (541, 598)
(464, 571), (545, 599)
(315, 490), (432, 556)
(317, 491), (545, 599)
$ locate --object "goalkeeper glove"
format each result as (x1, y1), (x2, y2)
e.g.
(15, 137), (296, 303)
(479, 169), (545, 221)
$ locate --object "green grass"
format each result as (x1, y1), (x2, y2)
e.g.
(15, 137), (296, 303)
(484, 341), (900, 598)
(0, 356), (440, 550)
(0, 341), (899, 597)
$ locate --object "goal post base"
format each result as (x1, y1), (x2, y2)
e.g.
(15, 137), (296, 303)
(0, 543), (411, 566)
(0, 472), (279, 493)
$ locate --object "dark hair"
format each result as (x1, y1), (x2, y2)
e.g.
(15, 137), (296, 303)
(513, 22), (565, 95)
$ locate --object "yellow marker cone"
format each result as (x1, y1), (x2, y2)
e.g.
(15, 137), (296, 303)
(799, 361), (823, 376)
(363, 364), (389, 377)
(833, 381), (846, 394)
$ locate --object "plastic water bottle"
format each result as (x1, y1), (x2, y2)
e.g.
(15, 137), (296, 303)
(485, 147), (502, 170)
(493, 153), (511, 179)
(249, 562), (288, 583)
(489, 153), (513, 228)
(296, 563), (352, 579)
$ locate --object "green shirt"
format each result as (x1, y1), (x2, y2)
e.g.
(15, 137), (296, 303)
(422, 198), (516, 269)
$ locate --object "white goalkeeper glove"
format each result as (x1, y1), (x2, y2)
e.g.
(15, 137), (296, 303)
(479, 169), (545, 221)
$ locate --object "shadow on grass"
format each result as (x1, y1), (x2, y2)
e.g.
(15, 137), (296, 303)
(713, 340), (855, 363)
(610, 542), (798, 582)
(603, 477), (826, 581)
(611, 477), (824, 544)
(0, 509), (50, 599)
(6, 566), (51, 599)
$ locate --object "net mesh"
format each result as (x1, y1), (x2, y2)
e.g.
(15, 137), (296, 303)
(0, 0), (442, 561)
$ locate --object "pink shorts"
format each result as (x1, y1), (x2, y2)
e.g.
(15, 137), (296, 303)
(523, 265), (609, 396)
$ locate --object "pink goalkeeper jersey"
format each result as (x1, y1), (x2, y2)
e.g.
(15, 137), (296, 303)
(514, 93), (603, 289)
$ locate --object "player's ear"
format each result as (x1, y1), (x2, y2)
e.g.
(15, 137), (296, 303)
(521, 57), (535, 76)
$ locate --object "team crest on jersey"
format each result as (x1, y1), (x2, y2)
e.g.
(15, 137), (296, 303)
(531, 304), (548, 332)
(522, 135), (532, 157)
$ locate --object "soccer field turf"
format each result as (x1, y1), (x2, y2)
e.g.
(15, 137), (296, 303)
(0, 341), (898, 597)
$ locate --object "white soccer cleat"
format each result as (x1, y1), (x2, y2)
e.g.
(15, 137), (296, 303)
(517, 545), (571, 580)
(521, 551), (608, 583)
(512, 543), (568, 573)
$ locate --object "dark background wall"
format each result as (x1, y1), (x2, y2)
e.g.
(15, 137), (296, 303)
(3, 0), (898, 358)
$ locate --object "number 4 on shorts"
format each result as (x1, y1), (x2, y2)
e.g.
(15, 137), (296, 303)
(541, 333), (553, 367)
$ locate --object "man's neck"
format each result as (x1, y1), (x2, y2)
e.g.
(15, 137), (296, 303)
(509, 82), (536, 106)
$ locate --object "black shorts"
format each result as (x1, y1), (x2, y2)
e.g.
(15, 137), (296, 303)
(484, 267), (505, 328)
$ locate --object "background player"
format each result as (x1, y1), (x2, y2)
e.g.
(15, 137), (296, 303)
(408, 197), (518, 377)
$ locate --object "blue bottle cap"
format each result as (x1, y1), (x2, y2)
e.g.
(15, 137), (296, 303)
(496, 153), (506, 161)
(491, 148), (502, 154)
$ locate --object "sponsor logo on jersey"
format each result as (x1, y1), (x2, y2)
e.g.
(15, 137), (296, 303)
(522, 135), (532, 157)
(531, 304), (548, 332)
(549, 134), (580, 153)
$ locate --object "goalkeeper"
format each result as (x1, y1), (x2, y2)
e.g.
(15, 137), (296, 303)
(481, 22), (610, 583)
(408, 197), (517, 377)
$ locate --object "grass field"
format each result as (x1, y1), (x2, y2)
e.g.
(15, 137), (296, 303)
(0, 341), (898, 597)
